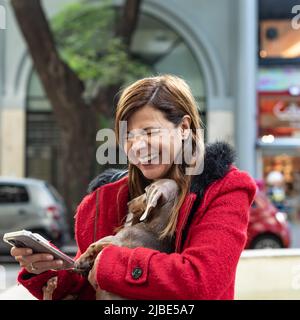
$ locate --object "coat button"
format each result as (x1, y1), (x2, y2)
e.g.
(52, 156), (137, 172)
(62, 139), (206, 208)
(132, 267), (143, 280)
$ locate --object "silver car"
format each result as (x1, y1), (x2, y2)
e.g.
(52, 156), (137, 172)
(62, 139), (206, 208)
(0, 177), (70, 253)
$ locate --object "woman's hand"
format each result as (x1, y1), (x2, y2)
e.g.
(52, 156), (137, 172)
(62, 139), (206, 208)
(10, 247), (64, 275)
(88, 251), (103, 290)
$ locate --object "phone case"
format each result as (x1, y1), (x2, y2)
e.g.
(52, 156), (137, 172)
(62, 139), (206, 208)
(3, 230), (74, 269)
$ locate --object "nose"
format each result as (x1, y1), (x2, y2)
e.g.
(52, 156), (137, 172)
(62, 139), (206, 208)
(131, 138), (148, 157)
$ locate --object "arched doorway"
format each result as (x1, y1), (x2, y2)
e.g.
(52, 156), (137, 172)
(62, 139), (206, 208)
(25, 12), (206, 190)
(131, 13), (206, 117)
(26, 70), (63, 190)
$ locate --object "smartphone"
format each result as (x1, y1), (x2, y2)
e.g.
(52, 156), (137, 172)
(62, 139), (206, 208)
(3, 230), (74, 269)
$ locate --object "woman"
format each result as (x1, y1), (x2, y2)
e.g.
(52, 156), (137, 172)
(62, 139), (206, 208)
(11, 74), (256, 300)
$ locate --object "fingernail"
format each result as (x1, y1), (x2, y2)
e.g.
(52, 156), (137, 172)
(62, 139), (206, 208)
(46, 255), (54, 260)
(26, 249), (33, 254)
(56, 260), (63, 265)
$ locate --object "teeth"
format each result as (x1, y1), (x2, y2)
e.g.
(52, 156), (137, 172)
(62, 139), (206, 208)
(139, 154), (159, 163)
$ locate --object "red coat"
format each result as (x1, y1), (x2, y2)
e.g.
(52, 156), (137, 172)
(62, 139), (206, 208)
(18, 165), (256, 300)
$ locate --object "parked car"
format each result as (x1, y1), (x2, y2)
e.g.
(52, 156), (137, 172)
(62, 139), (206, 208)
(0, 177), (70, 253)
(246, 187), (291, 249)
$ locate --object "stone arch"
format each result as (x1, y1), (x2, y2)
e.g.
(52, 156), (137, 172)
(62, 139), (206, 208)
(14, 1), (226, 106)
(142, 0), (227, 102)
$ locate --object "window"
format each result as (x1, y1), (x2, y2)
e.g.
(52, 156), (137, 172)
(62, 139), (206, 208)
(258, 67), (300, 138)
(131, 14), (205, 113)
(0, 184), (29, 204)
(261, 151), (300, 222)
(260, 20), (300, 60)
(45, 182), (63, 204)
(258, 92), (300, 138)
(259, 0), (300, 64)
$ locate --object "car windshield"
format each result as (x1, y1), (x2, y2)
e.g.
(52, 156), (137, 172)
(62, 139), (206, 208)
(44, 183), (64, 204)
(30, 184), (53, 206)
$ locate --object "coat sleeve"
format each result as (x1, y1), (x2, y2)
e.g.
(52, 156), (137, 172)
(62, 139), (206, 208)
(17, 168), (128, 300)
(17, 249), (90, 300)
(17, 203), (93, 300)
(95, 170), (257, 300)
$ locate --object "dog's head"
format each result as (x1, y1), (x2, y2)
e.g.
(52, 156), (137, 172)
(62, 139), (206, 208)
(140, 179), (179, 222)
(127, 179), (179, 226)
(127, 193), (147, 216)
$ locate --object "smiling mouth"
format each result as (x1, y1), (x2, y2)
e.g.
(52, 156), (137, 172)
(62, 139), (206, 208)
(138, 153), (159, 164)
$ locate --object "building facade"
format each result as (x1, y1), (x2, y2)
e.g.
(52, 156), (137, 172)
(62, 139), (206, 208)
(257, 0), (300, 221)
(0, 0), (257, 188)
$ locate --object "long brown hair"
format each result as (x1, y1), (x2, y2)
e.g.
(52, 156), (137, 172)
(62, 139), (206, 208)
(115, 74), (204, 239)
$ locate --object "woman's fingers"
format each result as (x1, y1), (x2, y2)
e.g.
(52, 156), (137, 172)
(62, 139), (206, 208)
(16, 253), (54, 264)
(11, 247), (64, 274)
(26, 260), (64, 271)
(10, 247), (32, 257)
(22, 259), (64, 274)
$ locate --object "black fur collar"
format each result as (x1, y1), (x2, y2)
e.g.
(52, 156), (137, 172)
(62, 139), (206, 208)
(190, 141), (236, 197)
(87, 141), (236, 196)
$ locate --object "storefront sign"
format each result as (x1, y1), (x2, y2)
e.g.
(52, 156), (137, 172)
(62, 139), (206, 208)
(258, 68), (300, 92)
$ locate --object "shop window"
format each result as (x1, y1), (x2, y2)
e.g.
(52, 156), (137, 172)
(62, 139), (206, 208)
(258, 67), (300, 139)
(260, 20), (300, 60)
(258, 92), (300, 138)
(262, 151), (300, 222)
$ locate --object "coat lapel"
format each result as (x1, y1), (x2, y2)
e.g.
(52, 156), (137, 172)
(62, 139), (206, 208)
(175, 192), (198, 252)
(96, 176), (129, 240)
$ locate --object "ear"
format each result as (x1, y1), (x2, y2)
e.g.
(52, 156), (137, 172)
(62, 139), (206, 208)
(180, 115), (191, 140)
(139, 190), (163, 222)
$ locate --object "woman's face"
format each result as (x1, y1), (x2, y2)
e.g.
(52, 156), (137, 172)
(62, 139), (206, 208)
(123, 105), (191, 180)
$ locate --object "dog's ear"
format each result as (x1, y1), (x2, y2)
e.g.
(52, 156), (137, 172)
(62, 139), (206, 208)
(139, 205), (153, 222)
(139, 190), (163, 222)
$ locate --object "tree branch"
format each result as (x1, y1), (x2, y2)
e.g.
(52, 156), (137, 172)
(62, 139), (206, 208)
(10, 0), (86, 118)
(115, 0), (142, 47)
(91, 83), (121, 119)
(91, 0), (142, 117)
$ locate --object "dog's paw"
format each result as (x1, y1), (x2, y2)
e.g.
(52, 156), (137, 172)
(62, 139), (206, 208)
(43, 276), (58, 300)
(73, 256), (94, 276)
(73, 243), (100, 276)
(73, 237), (114, 276)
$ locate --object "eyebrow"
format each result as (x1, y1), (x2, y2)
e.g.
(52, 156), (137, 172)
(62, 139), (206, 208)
(127, 126), (161, 133)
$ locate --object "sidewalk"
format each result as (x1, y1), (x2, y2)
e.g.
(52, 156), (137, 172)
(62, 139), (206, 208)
(0, 284), (36, 300)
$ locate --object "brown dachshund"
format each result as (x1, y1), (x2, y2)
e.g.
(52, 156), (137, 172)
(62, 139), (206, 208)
(42, 178), (179, 300)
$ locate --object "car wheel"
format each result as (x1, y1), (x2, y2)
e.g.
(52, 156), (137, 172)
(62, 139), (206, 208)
(251, 234), (283, 249)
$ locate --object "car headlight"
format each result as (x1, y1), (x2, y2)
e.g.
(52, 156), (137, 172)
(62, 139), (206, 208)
(275, 212), (287, 224)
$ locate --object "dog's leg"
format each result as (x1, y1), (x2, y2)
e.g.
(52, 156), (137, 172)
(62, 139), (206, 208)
(96, 290), (127, 300)
(74, 235), (115, 275)
(42, 276), (78, 300)
(43, 277), (58, 300)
